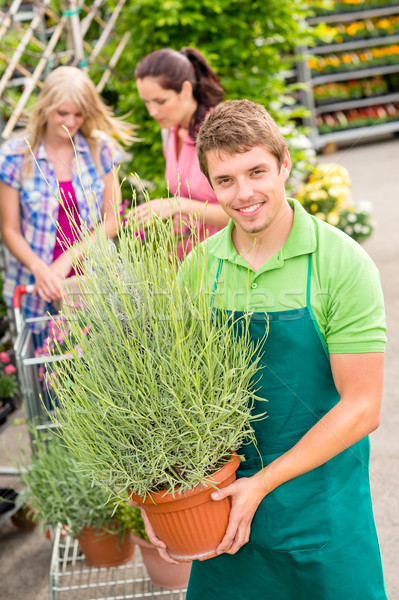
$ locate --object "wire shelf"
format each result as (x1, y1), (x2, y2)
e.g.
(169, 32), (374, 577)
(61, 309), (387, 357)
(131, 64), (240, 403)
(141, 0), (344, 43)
(50, 527), (188, 600)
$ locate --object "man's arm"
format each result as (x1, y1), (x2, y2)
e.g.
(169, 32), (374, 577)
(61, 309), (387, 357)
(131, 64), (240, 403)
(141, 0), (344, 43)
(212, 352), (384, 555)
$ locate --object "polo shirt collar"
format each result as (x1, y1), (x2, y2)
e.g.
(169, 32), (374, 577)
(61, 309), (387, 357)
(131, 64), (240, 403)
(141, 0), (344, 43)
(210, 198), (316, 264)
(283, 198), (316, 259)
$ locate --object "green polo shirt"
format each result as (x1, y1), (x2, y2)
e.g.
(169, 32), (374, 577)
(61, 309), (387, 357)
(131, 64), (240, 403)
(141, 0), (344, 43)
(180, 199), (386, 354)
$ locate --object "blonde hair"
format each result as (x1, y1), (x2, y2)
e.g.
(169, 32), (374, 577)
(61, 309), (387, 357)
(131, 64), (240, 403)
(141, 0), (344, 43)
(25, 66), (134, 169)
(196, 99), (287, 182)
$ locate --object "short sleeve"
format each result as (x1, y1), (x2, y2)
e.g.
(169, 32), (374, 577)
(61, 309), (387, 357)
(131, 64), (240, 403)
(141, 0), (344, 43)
(324, 250), (387, 354)
(0, 140), (24, 190)
(98, 138), (123, 176)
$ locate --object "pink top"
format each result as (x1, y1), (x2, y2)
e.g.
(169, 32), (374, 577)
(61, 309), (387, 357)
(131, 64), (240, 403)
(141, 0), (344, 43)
(165, 126), (221, 258)
(53, 181), (81, 277)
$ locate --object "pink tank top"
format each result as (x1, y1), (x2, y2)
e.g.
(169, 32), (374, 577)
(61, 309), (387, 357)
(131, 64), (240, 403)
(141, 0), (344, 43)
(165, 126), (221, 259)
(53, 181), (81, 277)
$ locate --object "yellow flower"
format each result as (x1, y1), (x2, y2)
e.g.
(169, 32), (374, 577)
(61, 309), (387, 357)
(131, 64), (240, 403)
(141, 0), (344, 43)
(310, 203), (319, 212)
(315, 212), (326, 221)
(309, 189), (328, 201)
(327, 211), (340, 226)
(328, 185), (347, 199)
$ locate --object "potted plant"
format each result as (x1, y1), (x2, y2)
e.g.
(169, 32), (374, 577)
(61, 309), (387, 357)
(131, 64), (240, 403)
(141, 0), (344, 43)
(17, 429), (135, 567)
(296, 162), (374, 243)
(0, 351), (19, 423)
(50, 208), (266, 562)
(116, 501), (191, 589)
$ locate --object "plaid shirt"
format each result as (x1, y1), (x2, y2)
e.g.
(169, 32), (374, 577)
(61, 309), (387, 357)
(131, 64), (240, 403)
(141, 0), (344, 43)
(0, 132), (121, 331)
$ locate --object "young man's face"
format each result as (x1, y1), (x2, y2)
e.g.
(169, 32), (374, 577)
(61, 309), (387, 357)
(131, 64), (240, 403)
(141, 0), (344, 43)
(207, 145), (291, 237)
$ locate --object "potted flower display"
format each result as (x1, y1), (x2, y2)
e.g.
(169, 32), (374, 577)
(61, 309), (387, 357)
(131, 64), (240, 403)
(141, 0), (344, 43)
(118, 502), (191, 589)
(50, 208), (266, 562)
(296, 162), (374, 243)
(17, 429), (135, 567)
(0, 351), (19, 424)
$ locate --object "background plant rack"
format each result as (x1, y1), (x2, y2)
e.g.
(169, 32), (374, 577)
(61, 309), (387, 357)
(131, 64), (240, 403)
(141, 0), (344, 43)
(308, 4), (399, 25)
(50, 525), (187, 600)
(0, 0), (130, 140)
(297, 2), (399, 150)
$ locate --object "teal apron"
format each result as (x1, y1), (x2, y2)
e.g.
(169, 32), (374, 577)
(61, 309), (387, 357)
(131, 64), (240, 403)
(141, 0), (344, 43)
(186, 255), (387, 600)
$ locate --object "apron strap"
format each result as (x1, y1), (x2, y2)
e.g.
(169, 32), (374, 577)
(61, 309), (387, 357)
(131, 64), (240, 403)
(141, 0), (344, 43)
(306, 253), (329, 358)
(210, 259), (223, 309)
(306, 254), (312, 309)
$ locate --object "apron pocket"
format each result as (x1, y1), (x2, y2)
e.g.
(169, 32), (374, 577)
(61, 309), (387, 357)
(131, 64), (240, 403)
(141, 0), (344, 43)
(250, 462), (332, 553)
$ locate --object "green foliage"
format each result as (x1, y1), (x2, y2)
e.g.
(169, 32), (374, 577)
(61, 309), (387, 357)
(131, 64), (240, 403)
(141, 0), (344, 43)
(108, 0), (322, 194)
(50, 205), (266, 497)
(114, 503), (149, 541)
(0, 274), (7, 318)
(17, 429), (131, 538)
(0, 368), (18, 398)
(0, 348), (18, 398)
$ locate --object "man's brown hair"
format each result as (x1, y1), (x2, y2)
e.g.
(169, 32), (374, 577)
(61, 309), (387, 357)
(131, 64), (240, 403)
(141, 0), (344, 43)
(196, 99), (287, 182)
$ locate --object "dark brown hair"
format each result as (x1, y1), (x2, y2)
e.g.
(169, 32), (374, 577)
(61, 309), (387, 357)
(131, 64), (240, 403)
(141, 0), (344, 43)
(196, 99), (287, 181)
(135, 47), (224, 138)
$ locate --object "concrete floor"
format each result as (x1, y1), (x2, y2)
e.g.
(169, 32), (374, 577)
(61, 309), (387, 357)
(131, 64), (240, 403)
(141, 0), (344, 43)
(323, 136), (399, 600)
(0, 136), (398, 600)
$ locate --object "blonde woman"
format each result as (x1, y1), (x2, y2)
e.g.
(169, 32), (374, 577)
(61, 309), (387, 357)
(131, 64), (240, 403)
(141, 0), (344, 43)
(0, 66), (132, 344)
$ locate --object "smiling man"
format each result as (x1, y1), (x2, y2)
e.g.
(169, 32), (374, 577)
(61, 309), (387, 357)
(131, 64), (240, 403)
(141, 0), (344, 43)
(145, 100), (388, 599)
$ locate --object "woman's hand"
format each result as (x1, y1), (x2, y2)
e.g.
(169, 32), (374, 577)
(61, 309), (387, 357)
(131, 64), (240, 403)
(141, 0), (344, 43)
(210, 474), (268, 557)
(31, 253), (73, 302)
(131, 198), (185, 228)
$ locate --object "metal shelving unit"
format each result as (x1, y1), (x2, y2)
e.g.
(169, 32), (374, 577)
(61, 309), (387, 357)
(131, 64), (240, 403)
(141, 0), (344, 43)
(298, 2), (399, 149)
(311, 63), (399, 86)
(315, 91), (399, 114)
(308, 4), (399, 25)
(50, 526), (187, 600)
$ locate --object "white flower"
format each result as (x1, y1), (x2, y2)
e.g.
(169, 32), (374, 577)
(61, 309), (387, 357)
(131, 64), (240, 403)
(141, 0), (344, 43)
(345, 226), (353, 234)
(290, 134), (313, 150)
(362, 226), (370, 234)
(354, 224), (362, 233)
(347, 213), (357, 223)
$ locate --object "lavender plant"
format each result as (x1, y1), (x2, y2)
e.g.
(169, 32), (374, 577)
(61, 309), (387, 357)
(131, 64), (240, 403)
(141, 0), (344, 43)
(50, 205), (266, 498)
(16, 429), (131, 538)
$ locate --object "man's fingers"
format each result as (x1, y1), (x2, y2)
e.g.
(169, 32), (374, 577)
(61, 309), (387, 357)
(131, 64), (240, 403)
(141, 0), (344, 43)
(139, 509), (179, 564)
(215, 519), (238, 554)
(225, 526), (250, 555)
(156, 547), (179, 565)
(140, 509), (167, 548)
(210, 482), (236, 502)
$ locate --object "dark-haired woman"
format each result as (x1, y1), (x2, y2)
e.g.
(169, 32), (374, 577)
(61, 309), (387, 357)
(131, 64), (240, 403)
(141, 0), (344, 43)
(135, 47), (229, 257)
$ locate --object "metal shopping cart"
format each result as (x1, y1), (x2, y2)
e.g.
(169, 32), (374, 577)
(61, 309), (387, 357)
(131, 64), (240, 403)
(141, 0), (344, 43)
(0, 284), (61, 527)
(50, 524), (187, 600)
(13, 284), (67, 426)
(10, 285), (189, 600)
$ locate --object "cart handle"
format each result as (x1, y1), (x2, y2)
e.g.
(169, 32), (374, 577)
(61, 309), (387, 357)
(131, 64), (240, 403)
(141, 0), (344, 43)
(12, 284), (35, 309)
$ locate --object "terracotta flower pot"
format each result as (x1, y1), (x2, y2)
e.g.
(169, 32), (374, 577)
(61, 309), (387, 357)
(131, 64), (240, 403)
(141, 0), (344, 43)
(11, 505), (38, 532)
(131, 453), (240, 562)
(77, 523), (135, 568)
(130, 532), (191, 589)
